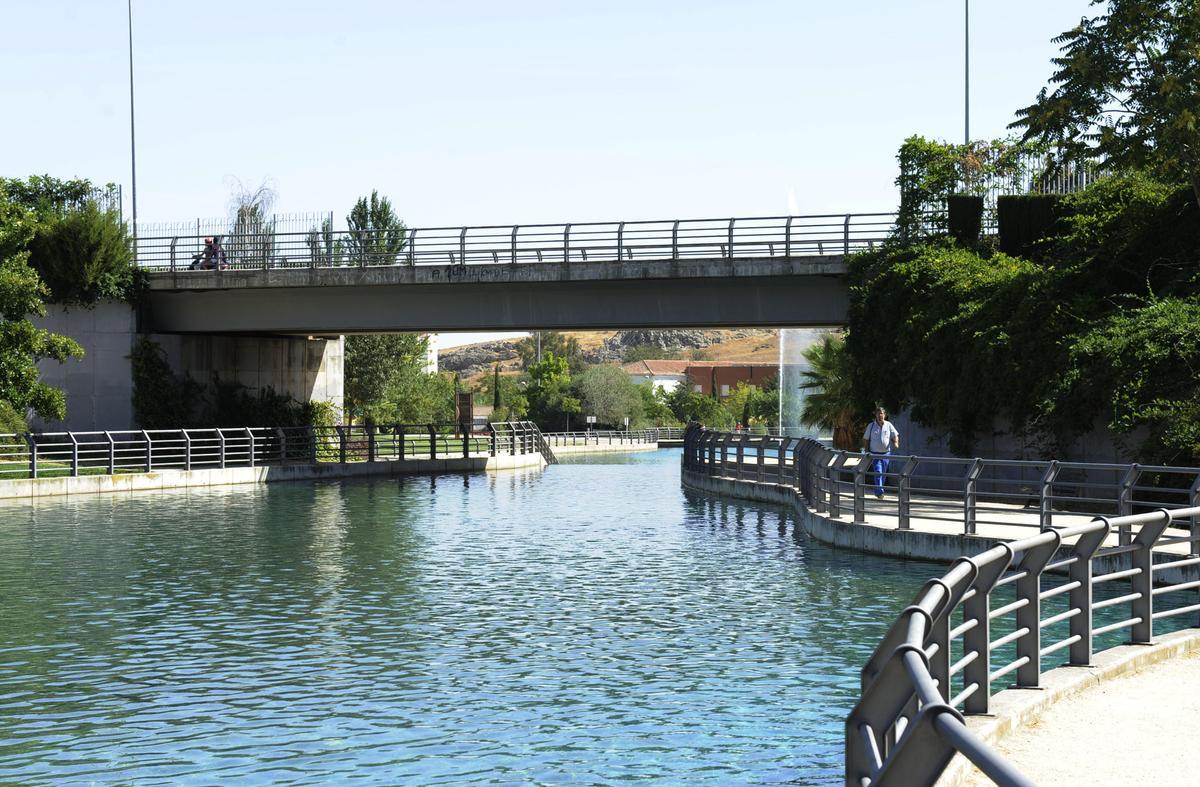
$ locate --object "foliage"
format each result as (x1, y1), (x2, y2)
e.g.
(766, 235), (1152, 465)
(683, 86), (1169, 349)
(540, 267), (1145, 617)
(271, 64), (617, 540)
(947, 195), (984, 247)
(639, 383), (679, 427)
(372, 368), (455, 425)
(799, 334), (861, 449)
(492, 365), (501, 409)
(26, 200), (141, 305)
(0, 399), (27, 434)
(846, 172), (1200, 460)
(344, 190), (407, 265)
(720, 380), (778, 429)
(478, 370), (528, 421)
(524, 352), (581, 430)
(130, 337), (203, 429)
(344, 333), (429, 421)
(575, 364), (644, 428)
(224, 180), (276, 267)
(0, 192), (83, 421)
(666, 386), (733, 429)
(996, 194), (1070, 258)
(515, 331), (584, 371)
(623, 344), (679, 362)
(1010, 0), (1200, 208)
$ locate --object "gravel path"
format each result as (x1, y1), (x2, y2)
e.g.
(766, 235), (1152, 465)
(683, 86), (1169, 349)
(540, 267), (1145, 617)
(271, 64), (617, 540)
(962, 650), (1200, 786)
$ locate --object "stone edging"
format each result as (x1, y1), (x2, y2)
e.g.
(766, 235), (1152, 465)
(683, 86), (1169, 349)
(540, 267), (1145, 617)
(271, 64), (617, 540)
(0, 452), (546, 501)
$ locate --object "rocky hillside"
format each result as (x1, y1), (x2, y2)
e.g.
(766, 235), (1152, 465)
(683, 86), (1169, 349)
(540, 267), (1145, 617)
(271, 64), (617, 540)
(440, 329), (778, 380)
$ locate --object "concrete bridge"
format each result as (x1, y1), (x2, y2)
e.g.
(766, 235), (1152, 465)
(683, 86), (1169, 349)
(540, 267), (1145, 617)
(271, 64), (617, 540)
(137, 213), (893, 334)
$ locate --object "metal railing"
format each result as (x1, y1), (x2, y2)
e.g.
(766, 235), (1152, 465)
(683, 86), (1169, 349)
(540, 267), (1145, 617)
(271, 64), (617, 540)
(0, 421), (551, 480)
(681, 428), (1200, 786)
(133, 213), (898, 271)
(543, 428), (676, 447)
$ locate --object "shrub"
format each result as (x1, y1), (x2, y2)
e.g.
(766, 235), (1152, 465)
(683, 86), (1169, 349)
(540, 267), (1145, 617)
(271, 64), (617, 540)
(947, 195), (983, 246)
(27, 201), (142, 305)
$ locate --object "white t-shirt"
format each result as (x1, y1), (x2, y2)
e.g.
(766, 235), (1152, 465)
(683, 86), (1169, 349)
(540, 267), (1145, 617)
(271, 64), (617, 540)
(863, 420), (899, 453)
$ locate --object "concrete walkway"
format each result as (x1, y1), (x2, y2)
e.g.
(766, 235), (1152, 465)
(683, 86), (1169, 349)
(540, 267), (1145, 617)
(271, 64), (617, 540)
(961, 649), (1200, 786)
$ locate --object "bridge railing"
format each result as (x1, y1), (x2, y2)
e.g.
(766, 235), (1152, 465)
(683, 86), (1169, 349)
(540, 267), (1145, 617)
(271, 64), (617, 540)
(543, 430), (660, 447)
(133, 212), (898, 271)
(0, 421), (551, 479)
(681, 428), (1200, 786)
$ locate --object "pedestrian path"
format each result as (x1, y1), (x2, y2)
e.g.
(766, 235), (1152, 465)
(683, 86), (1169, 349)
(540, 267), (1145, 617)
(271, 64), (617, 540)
(960, 649), (1200, 786)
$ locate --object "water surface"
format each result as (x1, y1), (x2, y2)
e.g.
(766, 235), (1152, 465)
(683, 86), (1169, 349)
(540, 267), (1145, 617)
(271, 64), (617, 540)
(0, 450), (936, 785)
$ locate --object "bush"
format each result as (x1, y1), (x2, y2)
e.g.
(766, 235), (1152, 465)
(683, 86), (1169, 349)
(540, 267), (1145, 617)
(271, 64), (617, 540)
(948, 195), (983, 246)
(0, 399), (27, 435)
(997, 194), (1068, 259)
(27, 200), (142, 305)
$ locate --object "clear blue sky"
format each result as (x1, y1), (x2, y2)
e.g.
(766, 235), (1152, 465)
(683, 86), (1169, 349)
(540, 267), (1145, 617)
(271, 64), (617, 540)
(3, 0), (1087, 345)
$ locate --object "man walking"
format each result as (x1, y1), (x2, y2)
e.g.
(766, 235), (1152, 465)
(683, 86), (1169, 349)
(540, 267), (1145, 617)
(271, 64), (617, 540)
(862, 406), (900, 498)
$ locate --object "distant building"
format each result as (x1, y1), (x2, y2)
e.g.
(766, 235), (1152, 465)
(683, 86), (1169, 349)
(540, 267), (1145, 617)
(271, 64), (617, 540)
(684, 362), (779, 399)
(620, 360), (690, 392)
(423, 333), (439, 374)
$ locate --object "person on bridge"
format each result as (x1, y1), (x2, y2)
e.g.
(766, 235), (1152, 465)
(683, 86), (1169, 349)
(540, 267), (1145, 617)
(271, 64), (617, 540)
(861, 406), (899, 498)
(189, 236), (229, 270)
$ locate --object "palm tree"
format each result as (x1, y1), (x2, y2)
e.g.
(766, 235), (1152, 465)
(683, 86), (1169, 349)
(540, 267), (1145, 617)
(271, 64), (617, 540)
(799, 334), (860, 449)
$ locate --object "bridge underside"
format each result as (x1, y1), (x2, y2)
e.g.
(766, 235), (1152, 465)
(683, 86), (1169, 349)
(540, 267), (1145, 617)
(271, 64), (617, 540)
(144, 256), (849, 334)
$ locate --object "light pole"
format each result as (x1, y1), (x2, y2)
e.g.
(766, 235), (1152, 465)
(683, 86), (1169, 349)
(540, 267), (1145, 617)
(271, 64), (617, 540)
(964, 0), (970, 144)
(127, 0), (138, 240)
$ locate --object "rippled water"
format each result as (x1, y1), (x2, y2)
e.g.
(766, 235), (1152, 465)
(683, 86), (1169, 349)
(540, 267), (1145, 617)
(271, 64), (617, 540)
(0, 449), (937, 785)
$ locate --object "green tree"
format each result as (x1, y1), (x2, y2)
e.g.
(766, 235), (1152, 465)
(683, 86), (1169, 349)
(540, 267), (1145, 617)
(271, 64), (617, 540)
(1011, 0), (1200, 208)
(492, 364), (501, 409)
(374, 367), (455, 424)
(799, 334), (861, 449)
(525, 352), (580, 429)
(26, 200), (138, 305)
(575, 365), (644, 428)
(344, 333), (430, 422)
(515, 331), (584, 371)
(666, 385), (733, 428)
(0, 191), (84, 421)
(344, 190), (407, 265)
(639, 382), (678, 427)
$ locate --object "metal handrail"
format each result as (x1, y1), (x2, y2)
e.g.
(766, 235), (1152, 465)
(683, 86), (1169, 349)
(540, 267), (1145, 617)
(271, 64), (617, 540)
(133, 212), (898, 271)
(0, 421), (552, 479)
(681, 427), (1200, 786)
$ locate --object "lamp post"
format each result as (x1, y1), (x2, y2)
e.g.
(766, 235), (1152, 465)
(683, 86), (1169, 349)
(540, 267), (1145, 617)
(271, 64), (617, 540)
(964, 0), (970, 144)
(127, 0), (138, 240)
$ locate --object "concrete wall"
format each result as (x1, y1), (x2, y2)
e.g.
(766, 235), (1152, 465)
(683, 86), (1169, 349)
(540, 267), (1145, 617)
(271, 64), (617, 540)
(29, 301), (344, 432)
(32, 301), (137, 431)
(150, 333), (345, 420)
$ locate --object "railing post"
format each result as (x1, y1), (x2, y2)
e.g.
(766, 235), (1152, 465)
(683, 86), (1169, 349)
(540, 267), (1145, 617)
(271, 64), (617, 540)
(563, 224), (571, 263)
(25, 434), (36, 479)
(735, 435), (745, 480)
(1069, 521), (1110, 665)
(777, 437), (794, 484)
(616, 221), (624, 263)
(784, 215), (793, 257)
(459, 226), (468, 266)
(183, 430), (192, 471)
(407, 228), (417, 265)
(897, 456), (917, 530)
(829, 454), (848, 518)
(756, 436), (767, 482)
(428, 425), (438, 459)
(142, 430), (153, 472)
(853, 454), (866, 522)
(105, 431), (115, 474)
(963, 548), (1015, 714)
(1015, 533), (1061, 687)
(336, 426), (346, 464)
(463, 426), (470, 458)
(964, 458), (983, 535)
(1040, 461), (1060, 530)
(843, 214), (851, 254)
(1118, 464), (1139, 545)
(245, 428), (255, 468)
(169, 236), (178, 271)
(671, 220), (680, 260)
(488, 424), (497, 457)
(308, 426), (318, 464)
(1131, 509), (1173, 644)
(218, 429), (227, 469)
(368, 425), (376, 462)
(275, 428), (286, 466)
(69, 432), (79, 477)
(727, 218), (735, 259)
(397, 425), (406, 460)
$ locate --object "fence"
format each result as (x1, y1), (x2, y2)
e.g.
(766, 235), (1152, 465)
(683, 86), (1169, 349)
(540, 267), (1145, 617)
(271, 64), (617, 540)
(543, 428), (683, 447)
(0, 422), (550, 480)
(132, 213), (898, 271)
(681, 428), (1200, 786)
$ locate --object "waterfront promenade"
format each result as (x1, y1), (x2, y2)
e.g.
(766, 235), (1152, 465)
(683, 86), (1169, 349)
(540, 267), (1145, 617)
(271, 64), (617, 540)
(682, 430), (1200, 786)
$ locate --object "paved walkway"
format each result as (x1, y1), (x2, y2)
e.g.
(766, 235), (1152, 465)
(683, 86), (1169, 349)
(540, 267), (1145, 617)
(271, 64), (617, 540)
(960, 649), (1200, 786)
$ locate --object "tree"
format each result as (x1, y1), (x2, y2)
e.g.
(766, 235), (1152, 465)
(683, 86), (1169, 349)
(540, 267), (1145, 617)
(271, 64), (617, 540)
(344, 334), (430, 422)
(666, 385), (733, 428)
(799, 334), (860, 449)
(515, 331), (583, 370)
(26, 200), (138, 305)
(0, 189), (83, 421)
(575, 365), (644, 428)
(344, 190), (407, 265)
(1011, 0), (1200, 208)
(492, 364), (502, 410)
(374, 367), (455, 424)
(525, 352), (580, 430)
(225, 180), (277, 267)
(639, 382), (678, 427)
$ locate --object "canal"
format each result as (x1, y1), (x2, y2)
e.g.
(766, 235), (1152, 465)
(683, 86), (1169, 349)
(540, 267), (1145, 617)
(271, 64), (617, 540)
(0, 449), (937, 785)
